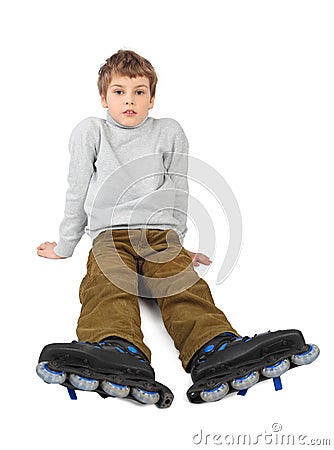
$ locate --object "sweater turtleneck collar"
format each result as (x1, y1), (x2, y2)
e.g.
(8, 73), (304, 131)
(106, 111), (149, 129)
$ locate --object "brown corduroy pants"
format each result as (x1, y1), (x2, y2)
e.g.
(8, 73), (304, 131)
(77, 229), (238, 370)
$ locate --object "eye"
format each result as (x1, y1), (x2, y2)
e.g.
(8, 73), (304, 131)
(114, 90), (123, 95)
(136, 90), (145, 95)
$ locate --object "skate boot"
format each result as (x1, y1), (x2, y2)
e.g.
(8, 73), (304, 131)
(36, 337), (173, 408)
(187, 329), (319, 403)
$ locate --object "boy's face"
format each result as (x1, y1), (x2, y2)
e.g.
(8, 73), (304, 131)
(101, 74), (155, 127)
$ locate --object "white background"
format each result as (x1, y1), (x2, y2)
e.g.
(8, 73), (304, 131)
(1, 0), (333, 448)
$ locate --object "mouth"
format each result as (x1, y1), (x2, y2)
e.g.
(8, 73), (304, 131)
(123, 110), (137, 116)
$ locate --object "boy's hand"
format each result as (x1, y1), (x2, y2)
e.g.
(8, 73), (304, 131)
(37, 241), (64, 259)
(185, 250), (212, 267)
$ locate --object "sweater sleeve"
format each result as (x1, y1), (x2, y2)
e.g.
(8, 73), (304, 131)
(163, 120), (189, 243)
(54, 118), (98, 257)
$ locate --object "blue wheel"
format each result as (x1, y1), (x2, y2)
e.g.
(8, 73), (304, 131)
(131, 387), (160, 404)
(101, 381), (130, 398)
(200, 382), (229, 402)
(231, 370), (260, 390)
(261, 358), (290, 378)
(69, 374), (99, 391)
(291, 344), (320, 366)
(36, 362), (67, 384)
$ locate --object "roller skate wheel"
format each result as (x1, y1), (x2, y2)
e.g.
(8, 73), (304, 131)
(200, 382), (229, 402)
(231, 370), (260, 390)
(131, 387), (160, 404)
(36, 362), (67, 384)
(291, 344), (320, 366)
(261, 358), (290, 378)
(101, 381), (130, 398)
(69, 374), (99, 391)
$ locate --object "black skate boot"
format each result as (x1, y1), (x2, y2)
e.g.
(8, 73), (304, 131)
(36, 337), (173, 408)
(187, 329), (319, 403)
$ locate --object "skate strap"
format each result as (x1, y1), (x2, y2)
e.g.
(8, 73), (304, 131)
(273, 377), (283, 391)
(67, 388), (77, 400)
(237, 389), (248, 396)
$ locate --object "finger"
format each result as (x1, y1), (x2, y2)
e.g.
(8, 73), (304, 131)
(199, 254), (212, 263)
(196, 257), (212, 266)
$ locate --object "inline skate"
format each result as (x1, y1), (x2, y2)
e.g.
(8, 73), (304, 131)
(36, 336), (173, 408)
(187, 329), (319, 403)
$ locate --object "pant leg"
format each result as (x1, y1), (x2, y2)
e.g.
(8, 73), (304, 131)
(139, 229), (239, 370)
(77, 230), (151, 360)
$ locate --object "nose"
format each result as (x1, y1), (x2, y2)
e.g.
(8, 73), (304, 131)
(124, 96), (135, 105)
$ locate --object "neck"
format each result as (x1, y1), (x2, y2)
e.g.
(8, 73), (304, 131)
(106, 111), (149, 129)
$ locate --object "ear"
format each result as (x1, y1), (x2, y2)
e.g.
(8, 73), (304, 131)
(149, 96), (155, 110)
(100, 94), (108, 108)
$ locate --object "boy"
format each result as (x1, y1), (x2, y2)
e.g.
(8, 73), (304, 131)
(36, 50), (319, 407)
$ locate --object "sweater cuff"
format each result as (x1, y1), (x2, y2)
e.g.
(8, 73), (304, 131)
(54, 238), (78, 258)
(177, 227), (187, 246)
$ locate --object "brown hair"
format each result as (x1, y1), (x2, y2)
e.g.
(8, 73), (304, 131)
(98, 50), (158, 100)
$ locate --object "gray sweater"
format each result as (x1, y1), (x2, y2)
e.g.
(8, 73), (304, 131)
(54, 112), (189, 257)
